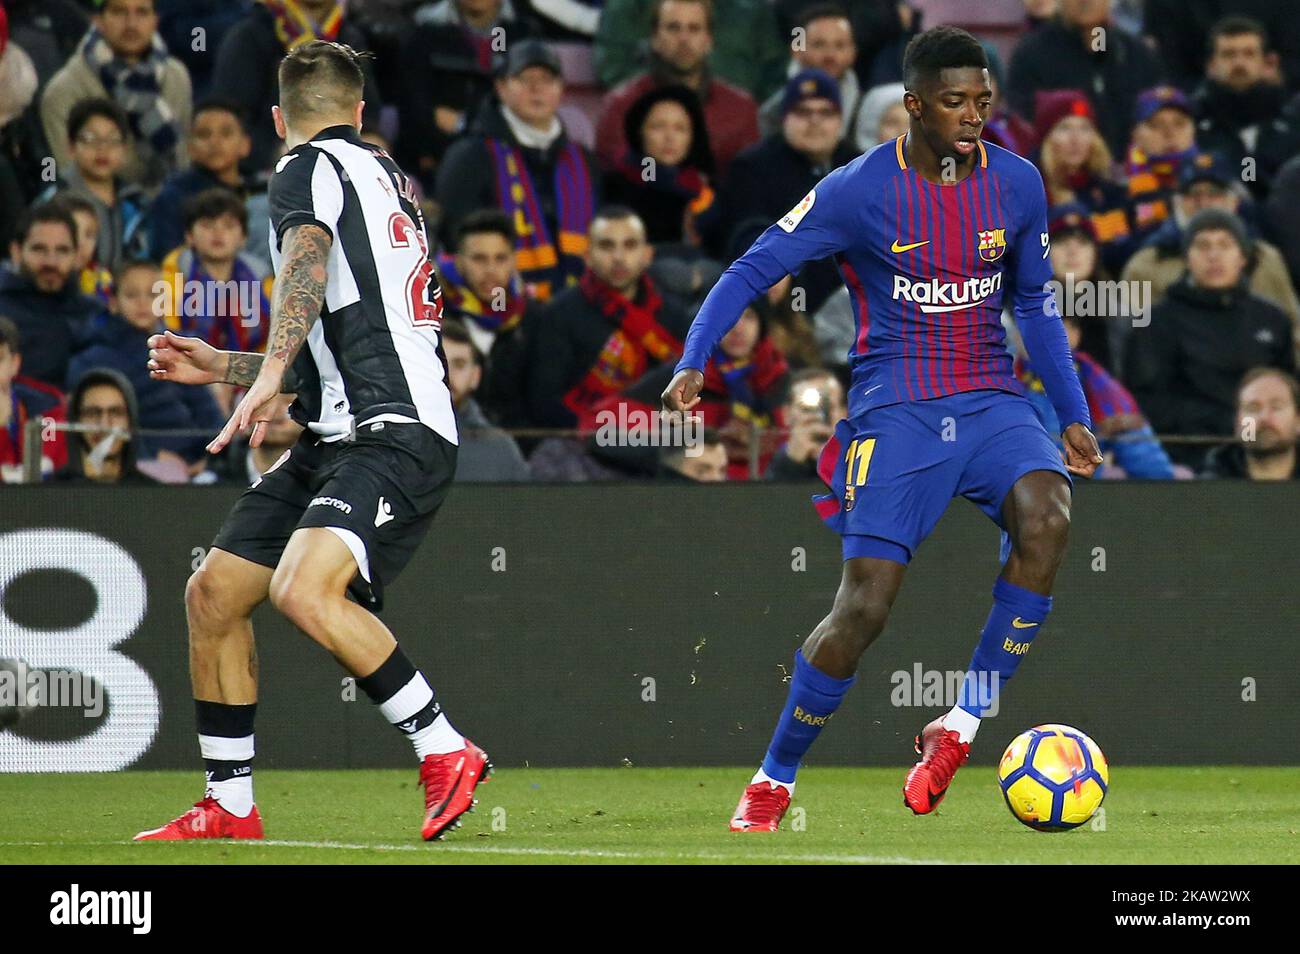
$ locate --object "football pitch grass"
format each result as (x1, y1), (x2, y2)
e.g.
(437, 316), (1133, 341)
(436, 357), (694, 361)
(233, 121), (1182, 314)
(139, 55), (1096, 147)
(0, 767), (1292, 865)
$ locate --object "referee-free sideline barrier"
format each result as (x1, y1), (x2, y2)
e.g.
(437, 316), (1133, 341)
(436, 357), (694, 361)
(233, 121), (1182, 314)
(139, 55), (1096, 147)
(0, 482), (1294, 771)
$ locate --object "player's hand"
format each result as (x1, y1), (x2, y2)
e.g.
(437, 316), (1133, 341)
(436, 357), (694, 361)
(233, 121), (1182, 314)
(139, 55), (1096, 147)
(1062, 422), (1104, 478)
(661, 368), (704, 413)
(207, 364), (283, 454)
(148, 331), (225, 386)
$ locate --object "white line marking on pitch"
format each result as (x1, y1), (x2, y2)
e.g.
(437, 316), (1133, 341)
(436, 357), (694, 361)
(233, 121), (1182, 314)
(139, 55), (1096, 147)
(0, 839), (977, 864)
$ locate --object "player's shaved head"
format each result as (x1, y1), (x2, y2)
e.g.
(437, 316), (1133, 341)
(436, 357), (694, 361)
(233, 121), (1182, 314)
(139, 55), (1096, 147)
(277, 41), (365, 126)
(902, 26), (988, 95)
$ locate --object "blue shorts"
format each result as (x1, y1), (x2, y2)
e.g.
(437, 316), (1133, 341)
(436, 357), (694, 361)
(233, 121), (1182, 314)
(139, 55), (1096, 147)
(812, 390), (1070, 564)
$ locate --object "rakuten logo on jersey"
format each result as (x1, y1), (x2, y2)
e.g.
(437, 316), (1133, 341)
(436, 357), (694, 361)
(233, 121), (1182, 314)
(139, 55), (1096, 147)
(892, 272), (1003, 314)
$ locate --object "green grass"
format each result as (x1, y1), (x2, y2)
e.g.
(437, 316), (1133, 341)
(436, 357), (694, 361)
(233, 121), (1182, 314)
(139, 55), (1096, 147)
(0, 767), (1293, 864)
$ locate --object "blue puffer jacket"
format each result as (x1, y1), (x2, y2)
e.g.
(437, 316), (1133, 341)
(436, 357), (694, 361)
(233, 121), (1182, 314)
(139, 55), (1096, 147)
(66, 311), (224, 463)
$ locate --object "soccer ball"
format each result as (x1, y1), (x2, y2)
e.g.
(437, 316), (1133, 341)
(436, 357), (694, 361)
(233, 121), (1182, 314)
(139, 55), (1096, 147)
(997, 724), (1108, 831)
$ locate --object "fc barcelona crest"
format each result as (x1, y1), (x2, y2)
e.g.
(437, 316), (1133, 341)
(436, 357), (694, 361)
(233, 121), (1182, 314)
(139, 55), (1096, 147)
(978, 227), (1007, 263)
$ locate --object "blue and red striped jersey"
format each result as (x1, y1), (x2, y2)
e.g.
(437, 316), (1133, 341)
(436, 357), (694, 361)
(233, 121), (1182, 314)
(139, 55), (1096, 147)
(678, 135), (1090, 430)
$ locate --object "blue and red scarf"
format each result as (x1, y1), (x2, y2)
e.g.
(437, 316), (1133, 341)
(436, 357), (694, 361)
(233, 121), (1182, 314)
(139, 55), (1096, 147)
(435, 252), (526, 334)
(488, 138), (593, 301)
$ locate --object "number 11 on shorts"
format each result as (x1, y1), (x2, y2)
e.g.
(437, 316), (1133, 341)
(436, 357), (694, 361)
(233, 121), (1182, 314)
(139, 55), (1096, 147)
(843, 437), (876, 510)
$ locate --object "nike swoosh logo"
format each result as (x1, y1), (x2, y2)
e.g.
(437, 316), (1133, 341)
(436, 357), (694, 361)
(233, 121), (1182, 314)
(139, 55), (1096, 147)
(1011, 618), (1039, 629)
(891, 239), (930, 253)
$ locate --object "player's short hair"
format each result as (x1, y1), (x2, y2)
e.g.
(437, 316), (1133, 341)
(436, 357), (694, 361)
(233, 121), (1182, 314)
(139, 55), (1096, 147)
(192, 97), (249, 132)
(12, 201), (78, 248)
(277, 40), (366, 124)
(1207, 15), (1269, 55)
(1237, 367), (1299, 410)
(0, 315), (21, 354)
(799, 3), (851, 30)
(455, 209), (515, 251)
(650, 0), (713, 32)
(438, 317), (485, 369)
(67, 97), (130, 142)
(182, 188), (249, 234)
(902, 26), (988, 92)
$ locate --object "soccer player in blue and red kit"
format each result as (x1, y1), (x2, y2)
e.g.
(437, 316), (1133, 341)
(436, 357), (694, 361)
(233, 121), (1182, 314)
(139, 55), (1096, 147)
(662, 27), (1104, 831)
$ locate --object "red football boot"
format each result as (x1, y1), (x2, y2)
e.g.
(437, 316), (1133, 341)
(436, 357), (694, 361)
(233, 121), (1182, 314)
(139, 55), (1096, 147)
(729, 780), (792, 832)
(903, 717), (971, 815)
(420, 740), (492, 841)
(134, 797), (264, 841)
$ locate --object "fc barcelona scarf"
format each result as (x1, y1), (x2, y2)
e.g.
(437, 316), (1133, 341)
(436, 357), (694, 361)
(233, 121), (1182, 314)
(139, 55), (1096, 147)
(562, 270), (681, 419)
(436, 252), (526, 334)
(703, 337), (788, 424)
(488, 138), (593, 301)
(262, 0), (343, 50)
(163, 248), (272, 354)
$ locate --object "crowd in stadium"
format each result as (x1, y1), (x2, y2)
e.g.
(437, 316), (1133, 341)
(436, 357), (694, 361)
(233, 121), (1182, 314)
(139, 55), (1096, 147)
(1, 0), (1299, 486)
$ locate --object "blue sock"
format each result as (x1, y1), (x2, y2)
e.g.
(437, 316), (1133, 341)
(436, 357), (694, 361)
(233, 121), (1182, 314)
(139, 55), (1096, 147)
(759, 650), (855, 784)
(957, 577), (1053, 717)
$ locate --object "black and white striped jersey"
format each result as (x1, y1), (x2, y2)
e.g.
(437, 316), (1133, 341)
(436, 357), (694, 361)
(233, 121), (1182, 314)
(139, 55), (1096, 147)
(268, 124), (457, 446)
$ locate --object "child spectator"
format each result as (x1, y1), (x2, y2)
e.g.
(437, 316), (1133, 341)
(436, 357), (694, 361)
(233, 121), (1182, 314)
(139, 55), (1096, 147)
(55, 192), (114, 306)
(45, 98), (150, 273)
(1125, 86), (1199, 238)
(149, 99), (254, 260)
(0, 315), (68, 482)
(67, 259), (224, 477)
(40, 0), (192, 191)
(440, 318), (530, 482)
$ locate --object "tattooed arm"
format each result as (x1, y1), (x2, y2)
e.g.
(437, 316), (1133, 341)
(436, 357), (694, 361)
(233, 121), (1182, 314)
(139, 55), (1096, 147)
(223, 351), (300, 392)
(206, 223), (331, 452)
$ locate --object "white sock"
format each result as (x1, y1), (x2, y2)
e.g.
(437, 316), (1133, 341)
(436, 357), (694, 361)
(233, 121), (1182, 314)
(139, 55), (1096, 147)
(411, 712), (465, 759)
(942, 706), (981, 744)
(207, 774), (254, 817)
(751, 767), (794, 794)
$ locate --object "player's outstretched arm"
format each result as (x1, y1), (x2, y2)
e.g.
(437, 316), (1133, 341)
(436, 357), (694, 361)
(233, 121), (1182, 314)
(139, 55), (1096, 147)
(147, 332), (299, 391)
(208, 223), (331, 452)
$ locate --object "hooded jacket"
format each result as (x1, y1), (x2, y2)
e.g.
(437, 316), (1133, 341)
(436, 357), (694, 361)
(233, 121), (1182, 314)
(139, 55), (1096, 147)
(55, 366), (153, 483)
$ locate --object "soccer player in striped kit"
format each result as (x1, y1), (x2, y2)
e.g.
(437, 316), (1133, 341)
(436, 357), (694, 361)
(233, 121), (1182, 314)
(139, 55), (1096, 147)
(662, 26), (1104, 831)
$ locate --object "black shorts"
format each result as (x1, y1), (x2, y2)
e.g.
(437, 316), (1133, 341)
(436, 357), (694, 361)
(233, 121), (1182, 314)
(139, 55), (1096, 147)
(212, 421), (457, 613)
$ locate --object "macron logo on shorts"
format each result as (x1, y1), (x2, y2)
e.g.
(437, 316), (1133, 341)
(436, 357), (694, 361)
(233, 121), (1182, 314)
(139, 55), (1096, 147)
(309, 496), (353, 514)
(375, 497), (395, 528)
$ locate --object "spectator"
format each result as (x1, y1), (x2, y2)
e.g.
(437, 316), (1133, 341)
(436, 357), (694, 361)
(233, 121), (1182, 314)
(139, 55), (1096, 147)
(437, 40), (598, 301)
(439, 209), (532, 353)
(1042, 204), (1123, 372)
(759, 6), (859, 145)
(440, 318), (531, 481)
(1034, 90), (1133, 271)
(1125, 85), (1199, 238)
(67, 258), (224, 474)
(1145, 0), (1300, 97)
(974, 40), (1035, 157)
(765, 367), (845, 480)
(854, 82), (907, 151)
(160, 189), (272, 355)
(0, 203), (99, 389)
(4, 0), (90, 88)
(1200, 368), (1300, 479)
(210, 0), (382, 178)
(595, 0), (784, 99)
(658, 426), (727, 480)
(0, 315), (68, 482)
(398, 0), (535, 181)
(1017, 314), (1176, 480)
(55, 193), (115, 307)
(53, 368), (156, 485)
(721, 69), (856, 313)
(1006, 0), (1161, 157)
(148, 99), (256, 260)
(602, 85), (719, 246)
(1265, 153), (1300, 293)
(0, 11), (40, 245)
(155, 0), (250, 100)
(774, 0), (916, 89)
(1125, 208), (1295, 466)
(1121, 152), (1299, 357)
(44, 98), (149, 274)
(41, 0), (192, 192)
(527, 207), (688, 426)
(595, 0), (761, 176)
(1192, 16), (1300, 203)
